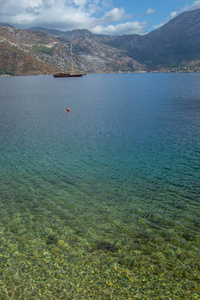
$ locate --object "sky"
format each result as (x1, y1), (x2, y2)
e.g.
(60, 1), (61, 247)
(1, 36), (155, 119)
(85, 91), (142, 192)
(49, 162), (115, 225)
(0, 0), (200, 35)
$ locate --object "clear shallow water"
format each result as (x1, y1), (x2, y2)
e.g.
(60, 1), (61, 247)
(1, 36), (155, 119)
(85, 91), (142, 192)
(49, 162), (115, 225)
(0, 73), (199, 299)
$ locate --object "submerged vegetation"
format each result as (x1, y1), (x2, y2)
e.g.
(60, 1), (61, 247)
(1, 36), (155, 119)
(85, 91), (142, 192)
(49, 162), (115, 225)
(0, 73), (199, 299)
(0, 179), (199, 299)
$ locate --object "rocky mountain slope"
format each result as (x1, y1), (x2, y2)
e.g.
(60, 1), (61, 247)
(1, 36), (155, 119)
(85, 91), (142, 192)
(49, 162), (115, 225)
(107, 9), (200, 70)
(0, 26), (61, 75)
(29, 27), (115, 43)
(0, 26), (144, 76)
(1, 8), (200, 75)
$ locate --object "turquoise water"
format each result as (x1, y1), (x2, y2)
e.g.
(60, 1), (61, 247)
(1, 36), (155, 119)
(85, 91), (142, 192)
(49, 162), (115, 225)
(0, 73), (199, 299)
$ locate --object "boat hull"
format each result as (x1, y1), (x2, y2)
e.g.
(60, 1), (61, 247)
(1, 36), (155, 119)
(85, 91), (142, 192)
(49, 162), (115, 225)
(53, 73), (85, 78)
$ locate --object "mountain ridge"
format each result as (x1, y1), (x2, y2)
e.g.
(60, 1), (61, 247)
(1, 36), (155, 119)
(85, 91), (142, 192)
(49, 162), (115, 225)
(106, 9), (200, 69)
(0, 26), (144, 75)
(1, 9), (200, 75)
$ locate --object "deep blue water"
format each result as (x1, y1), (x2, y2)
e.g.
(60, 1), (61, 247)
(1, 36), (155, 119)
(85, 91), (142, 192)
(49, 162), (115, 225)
(0, 73), (199, 298)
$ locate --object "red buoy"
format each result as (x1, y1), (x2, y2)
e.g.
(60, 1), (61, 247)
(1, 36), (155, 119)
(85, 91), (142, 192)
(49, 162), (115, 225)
(67, 107), (70, 112)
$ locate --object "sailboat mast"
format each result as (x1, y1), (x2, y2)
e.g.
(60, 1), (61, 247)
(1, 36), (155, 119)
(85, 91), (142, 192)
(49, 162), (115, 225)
(71, 43), (74, 74)
(61, 51), (63, 72)
(53, 42), (85, 77)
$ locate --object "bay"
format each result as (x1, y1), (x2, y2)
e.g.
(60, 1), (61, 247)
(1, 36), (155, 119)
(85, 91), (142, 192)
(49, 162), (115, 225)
(0, 73), (199, 299)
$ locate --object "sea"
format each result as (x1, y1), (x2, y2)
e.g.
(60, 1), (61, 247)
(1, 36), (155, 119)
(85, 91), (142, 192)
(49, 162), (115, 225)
(0, 73), (199, 299)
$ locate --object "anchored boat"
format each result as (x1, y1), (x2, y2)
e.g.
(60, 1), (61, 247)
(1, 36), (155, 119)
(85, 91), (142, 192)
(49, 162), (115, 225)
(53, 44), (86, 78)
(53, 72), (85, 78)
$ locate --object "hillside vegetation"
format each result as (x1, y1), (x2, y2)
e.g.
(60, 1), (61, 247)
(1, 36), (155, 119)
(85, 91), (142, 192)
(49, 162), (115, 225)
(1, 9), (200, 75)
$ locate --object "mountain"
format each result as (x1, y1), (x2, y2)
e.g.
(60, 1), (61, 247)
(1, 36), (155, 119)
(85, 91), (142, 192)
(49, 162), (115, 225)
(70, 36), (143, 73)
(0, 23), (15, 28)
(0, 26), (144, 76)
(60, 29), (115, 43)
(28, 27), (63, 37)
(28, 27), (115, 43)
(107, 9), (200, 70)
(0, 26), (60, 76)
(1, 9), (200, 75)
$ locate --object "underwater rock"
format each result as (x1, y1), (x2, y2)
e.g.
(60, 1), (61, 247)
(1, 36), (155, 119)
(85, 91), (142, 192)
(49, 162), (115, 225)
(46, 234), (58, 245)
(75, 228), (86, 236)
(141, 212), (167, 228)
(182, 232), (196, 241)
(177, 253), (188, 261)
(117, 258), (134, 269)
(93, 241), (119, 253)
(152, 266), (164, 275)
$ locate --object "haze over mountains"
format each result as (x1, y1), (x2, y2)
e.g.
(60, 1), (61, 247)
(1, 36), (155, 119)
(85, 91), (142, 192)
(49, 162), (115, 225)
(1, 8), (200, 76)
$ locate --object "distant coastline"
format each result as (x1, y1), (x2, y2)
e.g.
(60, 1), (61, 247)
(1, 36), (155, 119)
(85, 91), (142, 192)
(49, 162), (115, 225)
(1, 69), (200, 77)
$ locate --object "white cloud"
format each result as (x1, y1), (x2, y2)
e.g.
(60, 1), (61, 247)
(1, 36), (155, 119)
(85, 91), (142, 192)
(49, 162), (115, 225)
(188, 0), (200, 10)
(145, 8), (155, 15)
(0, 0), (148, 35)
(0, 0), (147, 35)
(154, 1), (200, 29)
(101, 7), (132, 23)
(73, 0), (87, 7)
(1, 0), (200, 36)
(0, 0), (96, 29)
(34, 5), (92, 29)
(93, 21), (148, 36)
(153, 11), (177, 29)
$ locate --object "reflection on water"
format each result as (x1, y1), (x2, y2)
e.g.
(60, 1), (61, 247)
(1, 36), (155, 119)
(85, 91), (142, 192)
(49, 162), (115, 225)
(0, 74), (199, 299)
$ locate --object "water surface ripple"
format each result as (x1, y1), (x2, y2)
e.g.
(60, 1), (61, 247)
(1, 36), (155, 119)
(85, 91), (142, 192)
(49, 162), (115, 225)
(0, 73), (199, 299)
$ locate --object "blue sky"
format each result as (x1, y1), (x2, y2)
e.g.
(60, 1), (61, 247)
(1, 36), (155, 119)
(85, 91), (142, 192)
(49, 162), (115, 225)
(0, 0), (200, 35)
